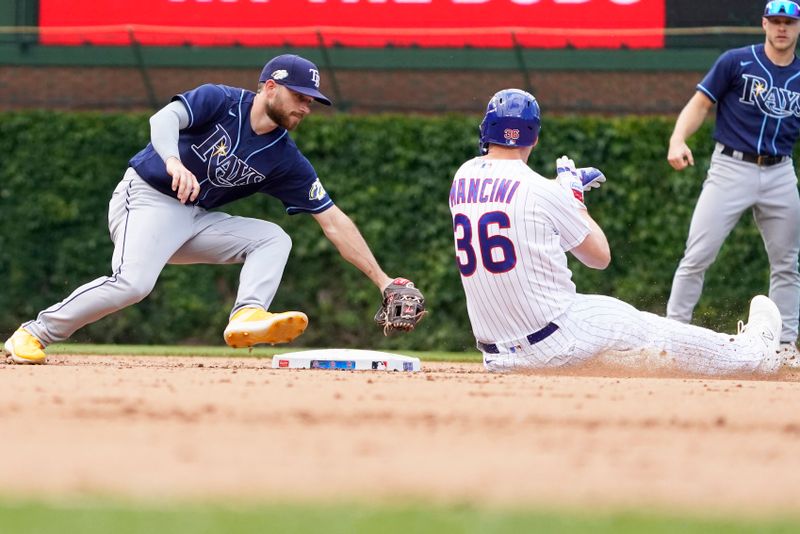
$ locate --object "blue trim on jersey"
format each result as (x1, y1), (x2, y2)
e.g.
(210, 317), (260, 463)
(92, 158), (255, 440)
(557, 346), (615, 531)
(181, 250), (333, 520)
(230, 90), (245, 156)
(176, 94), (194, 128)
(696, 84), (717, 103)
(775, 69), (800, 153)
(752, 45), (775, 154)
(286, 198), (334, 215)
(773, 118), (783, 154)
(244, 130), (288, 163)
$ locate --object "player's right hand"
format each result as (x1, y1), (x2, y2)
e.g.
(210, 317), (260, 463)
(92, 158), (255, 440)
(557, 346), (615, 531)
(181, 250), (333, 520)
(667, 140), (694, 170)
(555, 156), (586, 206)
(166, 157), (200, 204)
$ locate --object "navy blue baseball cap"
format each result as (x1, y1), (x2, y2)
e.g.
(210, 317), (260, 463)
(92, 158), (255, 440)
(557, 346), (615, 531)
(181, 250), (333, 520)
(259, 54), (332, 106)
(764, 1), (800, 19)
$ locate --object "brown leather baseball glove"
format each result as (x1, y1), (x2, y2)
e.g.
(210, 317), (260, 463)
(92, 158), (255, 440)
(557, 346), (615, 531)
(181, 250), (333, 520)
(374, 278), (426, 335)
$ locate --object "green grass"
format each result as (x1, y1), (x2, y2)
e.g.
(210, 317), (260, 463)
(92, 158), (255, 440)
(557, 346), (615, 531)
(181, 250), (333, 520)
(45, 343), (482, 362)
(2, 500), (799, 534)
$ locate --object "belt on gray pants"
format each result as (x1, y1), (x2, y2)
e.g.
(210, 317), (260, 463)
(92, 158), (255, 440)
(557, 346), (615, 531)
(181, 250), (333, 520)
(720, 145), (787, 167)
(477, 322), (560, 354)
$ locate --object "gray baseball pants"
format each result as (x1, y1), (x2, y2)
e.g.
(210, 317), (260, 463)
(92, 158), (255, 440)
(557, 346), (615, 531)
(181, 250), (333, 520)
(25, 168), (292, 346)
(667, 144), (800, 343)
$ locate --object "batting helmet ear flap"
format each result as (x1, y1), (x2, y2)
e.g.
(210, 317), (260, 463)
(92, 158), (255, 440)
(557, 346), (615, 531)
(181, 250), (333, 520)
(479, 89), (541, 154)
(479, 123), (490, 155)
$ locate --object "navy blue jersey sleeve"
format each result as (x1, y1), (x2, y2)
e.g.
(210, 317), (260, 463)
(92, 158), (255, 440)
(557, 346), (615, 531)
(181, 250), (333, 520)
(697, 51), (736, 103)
(263, 154), (334, 215)
(170, 84), (229, 129)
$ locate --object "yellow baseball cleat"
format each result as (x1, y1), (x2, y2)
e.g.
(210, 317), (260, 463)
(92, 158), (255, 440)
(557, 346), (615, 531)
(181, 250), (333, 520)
(223, 307), (308, 348)
(4, 328), (47, 365)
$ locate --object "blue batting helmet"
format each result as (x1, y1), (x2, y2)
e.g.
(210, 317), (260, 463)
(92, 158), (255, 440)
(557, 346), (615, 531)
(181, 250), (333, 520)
(479, 89), (541, 155)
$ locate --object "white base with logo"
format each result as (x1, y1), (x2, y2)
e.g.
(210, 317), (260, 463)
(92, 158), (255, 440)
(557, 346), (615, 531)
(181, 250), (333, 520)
(272, 348), (420, 372)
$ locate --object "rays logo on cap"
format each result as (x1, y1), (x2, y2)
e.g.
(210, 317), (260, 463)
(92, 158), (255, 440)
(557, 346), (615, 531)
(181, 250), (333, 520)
(259, 54), (332, 106)
(310, 69), (320, 89)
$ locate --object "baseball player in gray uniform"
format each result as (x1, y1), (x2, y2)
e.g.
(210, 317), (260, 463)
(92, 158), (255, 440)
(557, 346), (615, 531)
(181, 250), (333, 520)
(451, 88), (783, 375)
(667, 1), (800, 365)
(4, 54), (419, 364)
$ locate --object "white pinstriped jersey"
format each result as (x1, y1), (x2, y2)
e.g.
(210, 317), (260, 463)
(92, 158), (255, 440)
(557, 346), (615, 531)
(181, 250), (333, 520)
(449, 156), (780, 375)
(449, 157), (589, 345)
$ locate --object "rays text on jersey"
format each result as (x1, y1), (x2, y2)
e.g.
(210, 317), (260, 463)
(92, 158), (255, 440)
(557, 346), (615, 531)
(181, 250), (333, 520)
(191, 124), (267, 187)
(449, 177), (520, 208)
(740, 74), (800, 119)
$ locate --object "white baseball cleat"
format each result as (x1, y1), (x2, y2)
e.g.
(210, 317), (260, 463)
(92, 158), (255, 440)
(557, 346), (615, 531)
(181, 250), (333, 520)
(737, 295), (781, 372)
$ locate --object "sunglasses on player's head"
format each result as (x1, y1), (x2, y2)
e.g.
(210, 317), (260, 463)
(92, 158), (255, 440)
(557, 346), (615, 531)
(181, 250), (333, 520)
(765, 0), (800, 18)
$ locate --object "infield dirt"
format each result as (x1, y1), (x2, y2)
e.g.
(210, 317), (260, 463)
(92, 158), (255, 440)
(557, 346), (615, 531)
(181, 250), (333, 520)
(1, 354), (800, 517)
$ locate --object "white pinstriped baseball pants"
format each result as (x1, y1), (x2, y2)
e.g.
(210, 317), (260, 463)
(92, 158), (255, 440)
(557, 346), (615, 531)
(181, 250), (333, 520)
(483, 294), (776, 375)
(24, 169), (292, 346)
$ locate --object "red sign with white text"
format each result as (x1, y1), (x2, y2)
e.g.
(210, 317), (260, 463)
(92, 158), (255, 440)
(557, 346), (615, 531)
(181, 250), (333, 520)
(39, 0), (665, 49)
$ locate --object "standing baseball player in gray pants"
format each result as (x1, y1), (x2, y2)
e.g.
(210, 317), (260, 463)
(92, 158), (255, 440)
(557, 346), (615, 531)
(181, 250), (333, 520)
(667, 1), (800, 365)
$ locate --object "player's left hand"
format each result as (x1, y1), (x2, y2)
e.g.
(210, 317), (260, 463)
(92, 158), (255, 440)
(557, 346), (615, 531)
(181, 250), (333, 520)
(555, 156), (585, 205)
(577, 167), (606, 191)
(166, 156), (201, 204)
(374, 277), (426, 336)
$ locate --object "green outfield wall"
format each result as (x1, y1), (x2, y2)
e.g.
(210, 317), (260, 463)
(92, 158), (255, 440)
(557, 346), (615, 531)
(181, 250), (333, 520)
(0, 0), (777, 113)
(0, 112), (778, 351)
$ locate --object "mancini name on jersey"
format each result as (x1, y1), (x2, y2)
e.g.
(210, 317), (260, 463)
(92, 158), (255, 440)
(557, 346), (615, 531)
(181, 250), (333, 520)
(449, 177), (520, 207)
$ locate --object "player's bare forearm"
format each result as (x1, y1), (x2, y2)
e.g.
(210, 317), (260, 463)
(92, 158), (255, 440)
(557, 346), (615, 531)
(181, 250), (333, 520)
(571, 211), (610, 269)
(668, 92), (714, 170)
(672, 92), (713, 142)
(313, 206), (393, 291)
